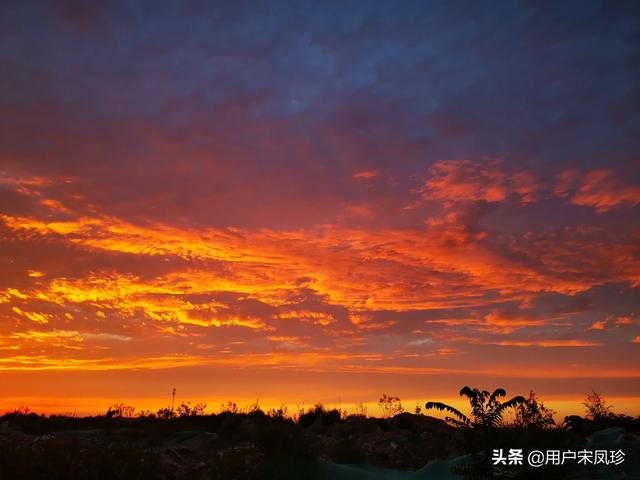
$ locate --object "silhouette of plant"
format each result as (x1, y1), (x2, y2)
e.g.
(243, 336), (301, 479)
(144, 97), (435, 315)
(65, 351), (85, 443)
(176, 401), (207, 417)
(425, 386), (525, 430)
(245, 399), (261, 414)
(220, 401), (239, 414)
(353, 402), (367, 417)
(106, 403), (135, 418)
(378, 393), (403, 418)
(298, 403), (341, 428)
(156, 406), (176, 419)
(583, 389), (613, 419)
(563, 414), (585, 431)
(512, 390), (555, 428)
(267, 405), (288, 419)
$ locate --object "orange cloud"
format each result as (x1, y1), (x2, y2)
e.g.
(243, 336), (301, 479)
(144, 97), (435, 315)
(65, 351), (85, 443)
(11, 306), (50, 324)
(419, 159), (537, 204)
(2, 211), (638, 313)
(35, 274), (270, 330)
(423, 318), (481, 326)
(555, 169), (640, 212)
(494, 340), (600, 347)
(274, 310), (335, 325)
(353, 170), (378, 179)
(7, 329), (130, 346)
(483, 309), (543, 333)
(40, 198), (73, 214)
(341, 203), (374, 219)
(1, 206), (638, 385)
(0, 174), (53, 189)
(615, 316), (633, 326)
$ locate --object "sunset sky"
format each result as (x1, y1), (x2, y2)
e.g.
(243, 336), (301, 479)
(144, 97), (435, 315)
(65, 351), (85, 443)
(1, 1), (639, 417)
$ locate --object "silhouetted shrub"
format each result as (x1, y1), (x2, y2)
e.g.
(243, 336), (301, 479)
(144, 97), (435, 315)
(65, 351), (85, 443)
(219, 401), (239, 414)
(512, 390), (555, 429)
(106, 402), (135, 418)
(298, 404), (341, 428)
(156, 406), (175, 419)
(176, 401), (207, 417)
(378, 394), (403, 418)
(267, 405), (288, 419)
(583, 389), (613, 419)
(564, 412), (640, 435)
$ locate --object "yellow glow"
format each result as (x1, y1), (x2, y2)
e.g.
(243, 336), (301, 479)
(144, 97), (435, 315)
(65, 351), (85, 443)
(11, 306), (50, 324)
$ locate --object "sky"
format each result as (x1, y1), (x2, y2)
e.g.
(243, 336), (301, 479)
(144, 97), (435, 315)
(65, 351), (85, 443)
(1, 0), (639, 417)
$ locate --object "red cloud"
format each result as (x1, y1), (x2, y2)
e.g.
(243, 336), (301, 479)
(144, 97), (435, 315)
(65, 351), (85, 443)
(483, 309), (543, 333)
(494, 340), (600, 347)
(555, 169), (640, 212)
(614, 316), (633, 326)
(353, 170), (379, 180)
(419, 159), (537, 205)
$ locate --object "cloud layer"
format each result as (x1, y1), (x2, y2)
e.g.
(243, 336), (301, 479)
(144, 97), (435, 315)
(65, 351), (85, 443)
(1, 0), (639, 412)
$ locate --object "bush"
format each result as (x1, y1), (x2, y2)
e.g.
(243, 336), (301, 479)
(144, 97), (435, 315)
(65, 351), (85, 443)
(106, 403), (135, 418)
(156, 407), (175, 419)
(298, 404), (341, 428)
(583, 390), (613, 419)
(176, 401), (207, 417)
(378, 394), (403, 418)
(512, 390), (555, 429)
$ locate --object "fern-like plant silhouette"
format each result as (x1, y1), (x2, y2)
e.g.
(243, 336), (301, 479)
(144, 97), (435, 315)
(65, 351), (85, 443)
(425, 386), (526, 430)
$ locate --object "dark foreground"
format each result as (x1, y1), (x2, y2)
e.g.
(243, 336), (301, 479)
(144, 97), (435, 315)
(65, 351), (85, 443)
(1, 411), (638, 480)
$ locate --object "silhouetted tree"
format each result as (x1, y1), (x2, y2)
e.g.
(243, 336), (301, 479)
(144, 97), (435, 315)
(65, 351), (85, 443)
(425, 386), (526, 430)
(512, 390), (555, 428)
(583, 390), (613, 419)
